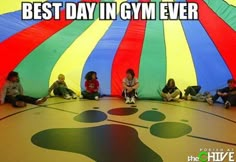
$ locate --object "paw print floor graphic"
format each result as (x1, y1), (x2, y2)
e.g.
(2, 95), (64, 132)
(1, 98), (236, 162)
(31, 107), (192, 162)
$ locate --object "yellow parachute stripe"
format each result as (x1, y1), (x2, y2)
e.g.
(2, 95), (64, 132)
(0, 0), (47, 15)
(163, 0), (197, 91)
(50, 0), (123, 95)
(224, 0), (236, 6)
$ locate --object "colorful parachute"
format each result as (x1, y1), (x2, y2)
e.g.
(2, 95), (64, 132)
(0, 0), (235, 99)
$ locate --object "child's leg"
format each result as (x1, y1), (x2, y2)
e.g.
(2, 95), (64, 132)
(16, 95), (47, 105)
(54, 87), (71, 99)
(66, 88), (77, 99)
(227, 95), (236, 106)
(212, 92), (220, 103)
(129, 90), (136, 98)
(161, 92), (169, 101)
(66, 88), (76, 96)
(170, 89), (181, 99)
(82, 91), (93, 99)
(5, 95), (22, 107)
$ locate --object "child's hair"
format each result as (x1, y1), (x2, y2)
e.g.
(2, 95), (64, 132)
(167, 78), (175, 87)
(126, 69), (135, 78)
(6, 71), (19, 81)
(58, 74), (65, 79)
(227, 79), (235, 84)
(85, 71), (97, 80)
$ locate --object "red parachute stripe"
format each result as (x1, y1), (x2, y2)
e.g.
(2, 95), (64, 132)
(0, 0), (98, 88)
(111, 1), (148, 96)
(0, 10), (73, 88)
(188, 0), (236, 78)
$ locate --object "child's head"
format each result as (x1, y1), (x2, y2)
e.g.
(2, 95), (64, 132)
(126, 69), (135, 80)
(227, 79), (236, 89)
(58, 74), (65, 83)
(167, 78), (175, 88)
(85, 71), (97, 80)
(7, 71), (19, 82)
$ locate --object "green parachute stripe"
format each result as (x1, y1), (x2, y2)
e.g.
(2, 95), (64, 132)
(138, 0), (166, 99)
(15, 4), (102, 97)
(205, 0), (236, 30)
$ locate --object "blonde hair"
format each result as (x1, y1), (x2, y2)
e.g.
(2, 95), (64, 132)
(58, 74), (65, 80)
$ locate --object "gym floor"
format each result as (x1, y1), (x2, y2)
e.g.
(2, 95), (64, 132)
(0, 97), (235, 162)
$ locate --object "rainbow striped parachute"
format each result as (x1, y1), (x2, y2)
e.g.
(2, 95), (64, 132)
(0, 0), (235, 99)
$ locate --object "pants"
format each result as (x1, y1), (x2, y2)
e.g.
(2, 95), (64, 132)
(227, 95), (236, 106)
(122, 89), (137, 98)
(53, 87), (75, 97)
(82, 91), (100, 100)
(162, 89), (181, 99)
(5, 95), (38, 107)
(212, 93), (228, 103)
(184, 86), (201, 96)
(191, 94), (208, 102)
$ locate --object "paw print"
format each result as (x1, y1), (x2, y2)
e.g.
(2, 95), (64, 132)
(31, 107), (192, 162)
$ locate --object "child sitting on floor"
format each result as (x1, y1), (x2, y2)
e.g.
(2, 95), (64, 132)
(0, 71), (47, 107)
(122, 69), (139, 104)
(48, 74), (77, 100)
(161, 78), (182, 101)
(183, 85), (212, 102)
(206, 79), (236, 109)
(81, 71), (100, 100)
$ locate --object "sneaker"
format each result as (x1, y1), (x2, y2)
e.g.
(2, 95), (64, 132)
(64, 94), (72, 100)
(206, 97), (213, 105)
(94, 96), (99, 100)
(130, 97), (135, 104)
(79, 95), (83, 99)
(15, 101), (26, 107)
(225, 101), (231, 109)
(35, 97), (47, 105)
(72, 94), (77, 99)
(125, 97), (131, 104)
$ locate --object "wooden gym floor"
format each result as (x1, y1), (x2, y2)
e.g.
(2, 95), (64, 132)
(0, 97), (235, 162)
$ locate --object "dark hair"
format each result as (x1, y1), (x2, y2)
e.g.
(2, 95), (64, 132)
(227, 79), (235, 84)
(85, 71), (97, 80)
(167, 78), (175, 87)
(7, 71), (19, 81)
(126, 69), (135, 78)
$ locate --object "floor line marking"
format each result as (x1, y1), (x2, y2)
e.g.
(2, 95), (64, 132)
(187, 135), (236, 146)
(142, 100), (236, 124)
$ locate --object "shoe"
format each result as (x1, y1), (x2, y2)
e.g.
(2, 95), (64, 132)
(130, 97), (135, 104)
(125, 97), (131, 104)
(94, 96), (99, 100)
(36, 97), (47, 105)
(206, 97), (213, 105)
(15, 101), (26, 107)
(79, 95), (83, 99)
(225, 101), (231, 109)
(72, 94), (77, 99)
(64, 94), (72, 100)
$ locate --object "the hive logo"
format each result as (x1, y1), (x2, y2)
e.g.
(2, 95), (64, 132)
(188, 148), (235, 162)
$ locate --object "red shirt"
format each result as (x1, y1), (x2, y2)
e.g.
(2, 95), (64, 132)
(85, 80), (99, 93)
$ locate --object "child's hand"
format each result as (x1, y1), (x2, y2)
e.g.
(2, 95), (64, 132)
(127, 87), (133, 92)
(222, 92), (228, 96)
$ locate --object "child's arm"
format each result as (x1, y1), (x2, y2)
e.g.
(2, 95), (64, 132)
(19, 83), (24, 95)
(94, 80), (99, 92)
(0, 83), (7, 104)
(132, 79), (139, 89)
(48, 82), (56, 95)
(162, 86), (168, 93)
